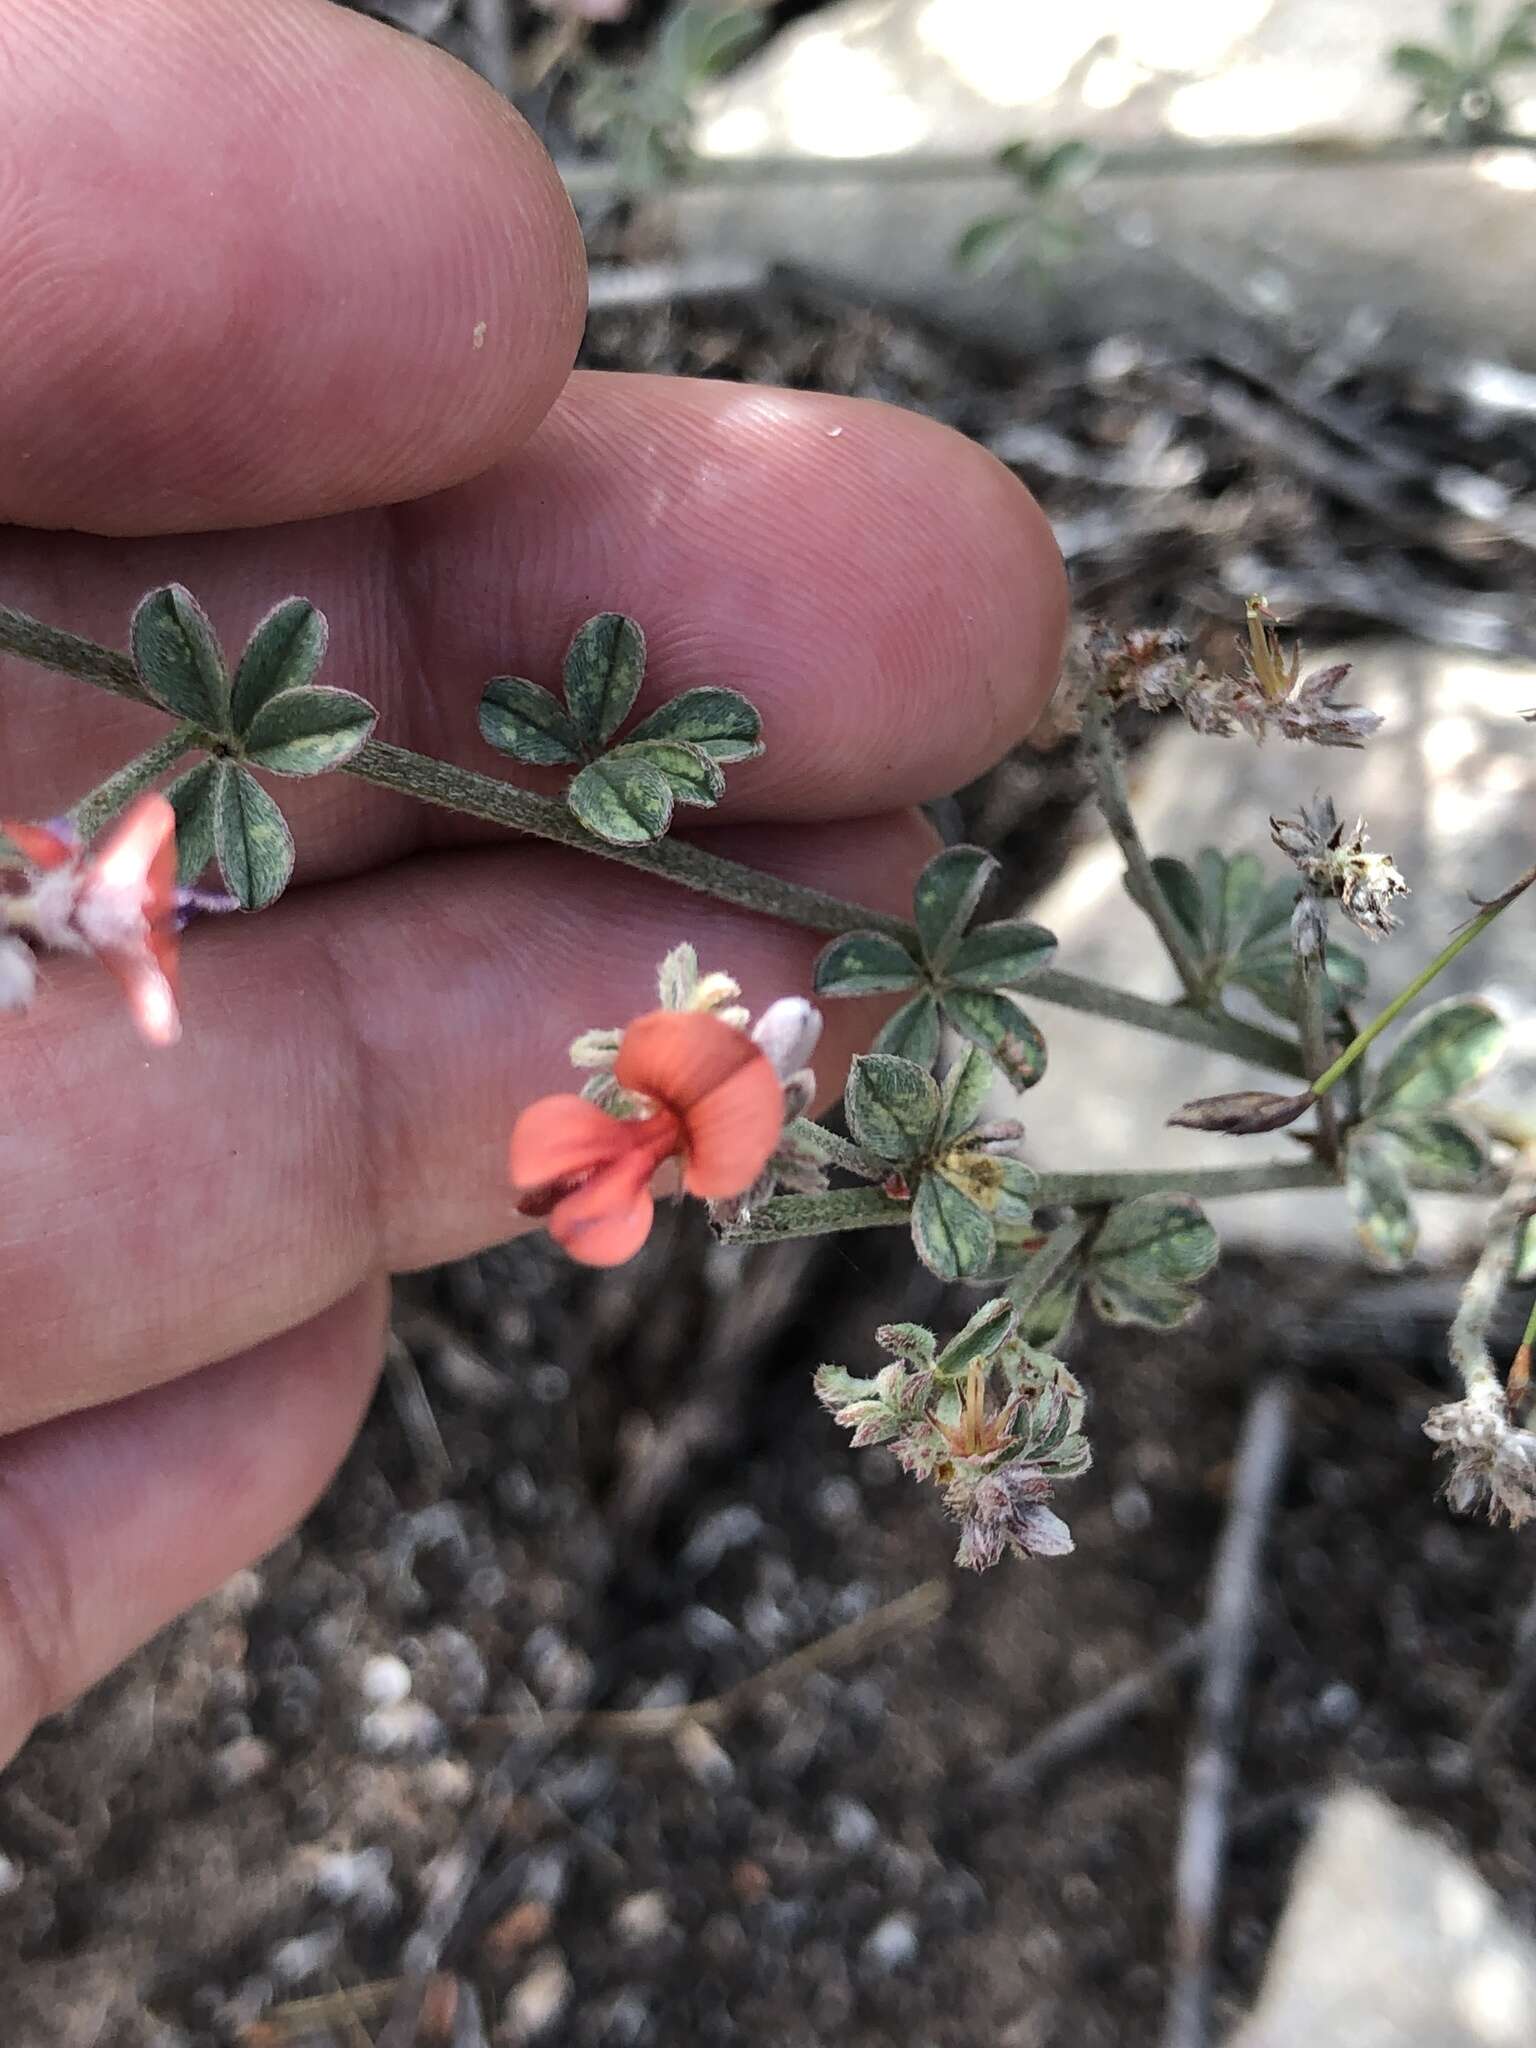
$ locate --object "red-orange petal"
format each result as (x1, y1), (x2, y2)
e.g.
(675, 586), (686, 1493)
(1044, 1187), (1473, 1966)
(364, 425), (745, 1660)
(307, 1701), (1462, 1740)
(510, 1094), (634, 1192)
(99, 947), (181, 1048)
(681, 1054), (785, 1198)
(3, 818), (76, 870)
(615, 1010), (765, 1116)
(92, 793), (176, 898)
(549, 1146), (659, 1266)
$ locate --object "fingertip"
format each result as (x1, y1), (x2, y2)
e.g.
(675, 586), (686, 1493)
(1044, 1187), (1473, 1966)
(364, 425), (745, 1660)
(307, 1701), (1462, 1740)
(0, 0), (587, 533)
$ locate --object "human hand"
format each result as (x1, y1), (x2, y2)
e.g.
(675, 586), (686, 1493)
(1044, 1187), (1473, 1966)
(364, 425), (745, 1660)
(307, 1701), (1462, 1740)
(0, 0), (1065, 1760)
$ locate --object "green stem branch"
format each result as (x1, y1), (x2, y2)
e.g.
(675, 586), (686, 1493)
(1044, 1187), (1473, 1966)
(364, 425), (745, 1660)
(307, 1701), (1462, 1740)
(1312, 897), (1518, 1100)
(69, 726), (199, 840)
(0, 603), (1308, 1076)
(721, 1160), (1337, 1245)
(1083, 701), (1207, 1004)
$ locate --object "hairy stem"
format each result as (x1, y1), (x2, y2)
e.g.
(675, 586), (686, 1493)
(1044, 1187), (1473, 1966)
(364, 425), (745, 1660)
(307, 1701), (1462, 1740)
(1293, 908), (1341, 1168)
(0, 602), (1308, 1075)
(69, 726), (200, 840)
(1449, 1160), (1536, 1405)
(1008, 1216), (1088, 1314)
(1083, 700), (1207, 1004)
(721, 1159), (1337, 1245)
(1312, 897), (1518, 1100)
(782, 1117), (886, 1180)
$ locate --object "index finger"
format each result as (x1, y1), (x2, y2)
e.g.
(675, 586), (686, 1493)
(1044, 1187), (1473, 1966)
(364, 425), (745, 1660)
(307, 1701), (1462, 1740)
(0, 0), (586, 534)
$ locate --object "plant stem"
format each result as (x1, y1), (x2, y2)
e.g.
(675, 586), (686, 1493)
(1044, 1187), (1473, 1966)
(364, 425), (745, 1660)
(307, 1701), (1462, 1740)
(1293, 908), (1341, 1168)
(783, 1117), (886, 1180)
(0, 602), (1307, 1077)
(1025, 969), (1305, 1076)
(1008, 1216), (1088, 1314)
(1311, 900), (1513, 1100)
(69, 727), (200, 840)
(721, 1159), (1337, 1245)
(1083, 701), (1207, 1005)
(1449, 1161), (1536, 1405)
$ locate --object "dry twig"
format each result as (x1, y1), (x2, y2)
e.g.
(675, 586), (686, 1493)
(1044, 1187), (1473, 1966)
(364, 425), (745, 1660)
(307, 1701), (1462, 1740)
(1162, 1379), (1293, 2048)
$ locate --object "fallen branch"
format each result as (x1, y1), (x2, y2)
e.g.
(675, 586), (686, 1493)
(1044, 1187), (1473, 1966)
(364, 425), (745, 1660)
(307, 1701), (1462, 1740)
(1162, 1379), (1293, 2048)
(975, 1625), (1207, 1806)
(472, 1578), (950, 1741)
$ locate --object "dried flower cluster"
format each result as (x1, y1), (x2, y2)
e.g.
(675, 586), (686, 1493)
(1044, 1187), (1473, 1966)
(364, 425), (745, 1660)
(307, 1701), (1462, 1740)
(815, 1300), (1091, 1570)
(1072, 602), (1383, 748)
(1424, 1388), (1536, 1528)
(1271, 796), (1410, 941)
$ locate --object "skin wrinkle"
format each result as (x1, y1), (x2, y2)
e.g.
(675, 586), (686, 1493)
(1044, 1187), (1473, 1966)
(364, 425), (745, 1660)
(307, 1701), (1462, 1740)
(0, 0), (585, 531)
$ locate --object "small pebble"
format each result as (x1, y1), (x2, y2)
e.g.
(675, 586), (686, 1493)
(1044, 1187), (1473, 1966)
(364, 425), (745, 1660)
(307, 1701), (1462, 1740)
(503, 1949), (572, 2042)
(730, 1859), (771, 1904)
(681, 1505), (764, 1575)
(358, 1699), (444, 1755)
(0, 1853), (22, 1898)
(681, 1605), (737, 1651)
(596, 1989), (650, 2045)
(269, 1926), (341, 1987)
(1314, 1679), (1361, 1728)
(861, 1913), (919, 1974)
(360, 1652), (413, 1707)
(674, 1720), (734, 1787)
(208, 1735), (274, 1791)
(826, 1795), (880, 1855)
(421, 1757), (476, 1807)
(312, 1846), (396, 1921)
(483, 1899), (554, 1966)
(1111, 1482), (1154, 1532)
(614, 1890), (671, 1944)
(814, 1477), (860, 1525)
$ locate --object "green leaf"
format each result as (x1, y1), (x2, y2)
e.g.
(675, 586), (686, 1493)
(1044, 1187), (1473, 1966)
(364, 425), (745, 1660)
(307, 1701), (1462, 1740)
(1202, 848), (1268, 958)
(874, 993), (942, 1068)
(813, 930), (923, 998)
(568, 755), (674, 845)
(131, 584), (230, 733)
(1389, 42), (1458, 86)
(242, 687), (377, 775)
(1347, 1131), (1418, 1271)
(1230, 936), (1367, 1023)
(941, 987), (1047, 1090)
(912, 1173), (995, 1281)
(938, 1044), (995, 1148)
(913, 845), (998, 970)
(1138, 856), (1207, 954)
(1364, 997), (1508, 1118)
(479, 675), (583, 766)
(1375, 1112), (1489, 1189)
(609, 739), (724, 807)
(1091, 1194), (1219, 1291)
(934, 1296), (1015, 1379)
(230, 598), (329, 736)
(213, 763), (294, 911)
(563, 612), (646, 750)
(875, 1322), (937, 1366)
(626, 686), (763, 763)
(955, 211), (1026, 272)
(166, 760), (219, 886)
(1032, 138), (1100, 192)
(945, 917), (1057, 991)
(1088, 1271), (1205, 1331)
(844, 1053), (941, 1165)
(1018, 1275), (1081, 1347)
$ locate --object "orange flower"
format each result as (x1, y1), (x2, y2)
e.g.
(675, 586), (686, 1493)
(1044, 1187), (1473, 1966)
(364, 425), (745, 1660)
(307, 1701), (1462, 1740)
(2, 795), (181, 1046)
(510, 1009), (785, 1267)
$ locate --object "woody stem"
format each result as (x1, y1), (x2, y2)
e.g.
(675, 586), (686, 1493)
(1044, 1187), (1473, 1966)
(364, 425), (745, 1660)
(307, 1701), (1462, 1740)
(0, 603), (1309, 1075)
